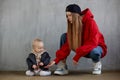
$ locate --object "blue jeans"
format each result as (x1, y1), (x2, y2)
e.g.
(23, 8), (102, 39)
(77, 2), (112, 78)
(60, 33), (103, 63)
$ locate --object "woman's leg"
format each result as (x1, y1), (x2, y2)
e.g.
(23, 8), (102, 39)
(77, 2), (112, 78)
(88, 46), (103, 74)
(89, 46), (102, 63)
(60, 33), (67, 64)
(54, 33), (69, 75)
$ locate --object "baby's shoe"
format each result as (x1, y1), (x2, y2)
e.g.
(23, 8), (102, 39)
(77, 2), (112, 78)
(34, 69), (40, 75)
(26, 70), (35, 76)
(39, 70), (51, 76)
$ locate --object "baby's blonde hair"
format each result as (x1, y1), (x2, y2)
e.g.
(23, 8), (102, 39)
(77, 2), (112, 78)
(32, 38), (43, 48)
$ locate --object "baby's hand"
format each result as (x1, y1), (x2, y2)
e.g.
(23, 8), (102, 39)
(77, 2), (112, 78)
(32, 65), (37, 69)
(39, 62), (44, 66)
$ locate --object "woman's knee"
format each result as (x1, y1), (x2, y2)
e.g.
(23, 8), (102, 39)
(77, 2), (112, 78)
(60, 33), (67, 47)
(91, 46), (102, 56)
(90, 49), (101, 57)
(89, 47), (103, 62)
(90, 51), (101, 62)
(60, 33), (67, 40)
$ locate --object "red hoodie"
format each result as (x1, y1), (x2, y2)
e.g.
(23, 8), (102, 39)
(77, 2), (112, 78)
(54, 8), (107, 64)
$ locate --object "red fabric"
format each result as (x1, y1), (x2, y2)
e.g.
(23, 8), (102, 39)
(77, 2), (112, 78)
(54, 8), (107, 64)
(54, 34), (71, 64)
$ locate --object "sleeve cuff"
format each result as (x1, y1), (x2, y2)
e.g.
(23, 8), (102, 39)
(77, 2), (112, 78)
(73, 54), (81, 62)
(54, 58), (60, 64)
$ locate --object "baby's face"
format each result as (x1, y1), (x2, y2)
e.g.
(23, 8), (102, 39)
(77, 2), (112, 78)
(33, 41), (44, 53)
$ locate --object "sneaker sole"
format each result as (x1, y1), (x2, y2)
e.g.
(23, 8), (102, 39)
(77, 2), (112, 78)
(54, 71), (68, 75)
(92, 71), (101, 75)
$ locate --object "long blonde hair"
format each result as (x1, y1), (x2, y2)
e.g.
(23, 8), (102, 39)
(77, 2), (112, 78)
(67, 13), (83, 51)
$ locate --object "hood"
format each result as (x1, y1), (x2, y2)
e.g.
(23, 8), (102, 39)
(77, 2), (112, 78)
(81, 8), (94, 23)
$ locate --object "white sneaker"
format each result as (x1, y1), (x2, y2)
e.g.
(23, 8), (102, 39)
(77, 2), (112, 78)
(92, 61), (102, 75)
(39, 70), (51, 76)
(54, 64), (68, 75)
(34, 69), (40, 75)
(25, 70), (35, 76)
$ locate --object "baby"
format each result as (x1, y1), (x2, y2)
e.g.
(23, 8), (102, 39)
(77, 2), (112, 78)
(26, 38), (51, 76)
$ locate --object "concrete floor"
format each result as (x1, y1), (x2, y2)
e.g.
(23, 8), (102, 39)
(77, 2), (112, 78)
(0, 71), (120, 80)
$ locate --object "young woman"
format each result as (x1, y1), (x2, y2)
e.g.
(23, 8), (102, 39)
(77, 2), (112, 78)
(46, 4), (107, 75)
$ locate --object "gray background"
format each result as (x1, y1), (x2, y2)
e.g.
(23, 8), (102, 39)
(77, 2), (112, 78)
(0, 0), (120, 71)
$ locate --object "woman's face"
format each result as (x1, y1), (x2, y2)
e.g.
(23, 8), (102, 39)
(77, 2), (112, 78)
(66, 12), (72, 23)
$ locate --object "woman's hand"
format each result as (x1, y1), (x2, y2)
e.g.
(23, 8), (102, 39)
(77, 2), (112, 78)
(73, 60), (78, 65)
(44, 61), (55, 68)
